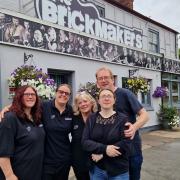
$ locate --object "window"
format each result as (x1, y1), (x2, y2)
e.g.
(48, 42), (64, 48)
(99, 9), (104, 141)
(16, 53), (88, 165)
(86, 0), (105, 18)
(148, 29), (159, 53)
(162, 73), (180, 107)
(97, 5), (105, 18)
(48, 69), (73, 103)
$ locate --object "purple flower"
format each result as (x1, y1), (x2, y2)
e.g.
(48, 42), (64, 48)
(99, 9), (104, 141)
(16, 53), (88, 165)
(152, 86), (168, 98)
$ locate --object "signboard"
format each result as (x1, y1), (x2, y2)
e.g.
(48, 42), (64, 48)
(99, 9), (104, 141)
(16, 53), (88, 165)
(0, 12), (180, 74)
(35, 0), (143, 49)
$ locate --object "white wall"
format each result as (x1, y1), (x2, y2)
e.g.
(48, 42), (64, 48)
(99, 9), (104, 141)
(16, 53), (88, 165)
(0, 44), (161, 127)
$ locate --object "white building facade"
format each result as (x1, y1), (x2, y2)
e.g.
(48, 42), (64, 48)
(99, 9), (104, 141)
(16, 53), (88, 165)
(0, 0), (179, 130)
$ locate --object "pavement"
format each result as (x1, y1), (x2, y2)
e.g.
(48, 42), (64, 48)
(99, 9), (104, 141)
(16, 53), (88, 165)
(69, 127), (180, 180)
(141, 127), (180, 180)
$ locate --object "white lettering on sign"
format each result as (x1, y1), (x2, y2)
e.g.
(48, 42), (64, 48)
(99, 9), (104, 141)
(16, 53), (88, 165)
(35, 0), (143, 48)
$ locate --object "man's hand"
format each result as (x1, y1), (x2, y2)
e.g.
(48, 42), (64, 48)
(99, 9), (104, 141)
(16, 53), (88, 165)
(106, 145), (121, 157)
(91, 154), (103, 162)
(124, 122), (136, 140)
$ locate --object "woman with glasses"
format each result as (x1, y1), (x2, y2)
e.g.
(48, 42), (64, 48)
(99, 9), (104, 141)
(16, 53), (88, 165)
(0, 85), (45, 180)
(71, 91), (98, 180)
(42, 84), (73, 180)
(82, 89), (131, 180)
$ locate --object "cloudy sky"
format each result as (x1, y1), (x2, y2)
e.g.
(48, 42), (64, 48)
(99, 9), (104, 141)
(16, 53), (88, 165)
(134, 0), (180, 47)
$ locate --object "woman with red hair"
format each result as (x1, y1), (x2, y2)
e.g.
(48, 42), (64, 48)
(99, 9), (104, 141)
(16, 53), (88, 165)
(0, 85), (45, 180)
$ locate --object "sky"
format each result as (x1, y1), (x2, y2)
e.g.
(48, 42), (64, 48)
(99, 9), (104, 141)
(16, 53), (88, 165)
(133, 0), (180, 47)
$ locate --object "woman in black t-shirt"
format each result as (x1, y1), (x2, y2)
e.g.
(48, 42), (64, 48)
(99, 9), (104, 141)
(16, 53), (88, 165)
(0, 85), (45, 180)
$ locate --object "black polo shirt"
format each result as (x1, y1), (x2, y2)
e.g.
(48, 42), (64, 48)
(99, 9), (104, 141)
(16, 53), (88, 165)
(0, 112), (45, 180)
(71, 114), (89, 173)
(42, 100), (73, 173)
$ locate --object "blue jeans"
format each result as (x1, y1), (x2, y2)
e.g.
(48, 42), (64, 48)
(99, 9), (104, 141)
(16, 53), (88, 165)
(90, 165), (129, 180)
(129, 154), (143, 180)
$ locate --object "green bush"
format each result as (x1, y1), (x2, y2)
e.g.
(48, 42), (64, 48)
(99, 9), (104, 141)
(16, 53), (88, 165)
(157, 105), (179, 129)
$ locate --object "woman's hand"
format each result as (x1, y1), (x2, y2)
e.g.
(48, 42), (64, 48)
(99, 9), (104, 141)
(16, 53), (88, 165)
(91, 154), (103, 162)
(106, 145), (121, 157)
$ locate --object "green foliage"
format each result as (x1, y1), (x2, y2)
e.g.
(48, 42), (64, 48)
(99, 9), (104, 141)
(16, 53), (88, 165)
(157, 105), (179, 129)
(79, 82), (100, 100)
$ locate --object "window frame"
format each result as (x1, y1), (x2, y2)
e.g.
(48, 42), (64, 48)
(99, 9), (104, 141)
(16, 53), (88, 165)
(148, 29), (159, 53)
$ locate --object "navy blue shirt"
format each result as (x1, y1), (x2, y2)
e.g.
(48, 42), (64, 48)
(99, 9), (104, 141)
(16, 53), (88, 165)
(0, 112), (45, 180)
(42, 100), (73, 173)
(114, 88), (143, 156)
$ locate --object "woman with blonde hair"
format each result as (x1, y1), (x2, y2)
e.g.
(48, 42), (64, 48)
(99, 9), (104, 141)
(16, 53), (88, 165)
(71, 91), (99, 180)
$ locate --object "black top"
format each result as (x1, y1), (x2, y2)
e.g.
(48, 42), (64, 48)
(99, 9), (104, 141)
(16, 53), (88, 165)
(114, 88), (143, 156)
(82, 112), (131, 176)
(0, 112), (45, 180)
(71, 114), (89, 172)
(42, 100), (73, 173)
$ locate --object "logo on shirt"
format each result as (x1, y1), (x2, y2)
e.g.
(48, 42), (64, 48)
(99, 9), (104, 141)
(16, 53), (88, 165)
(73, 125), (79, 130)
(26, 126), (31, 132)
(65, 117), (72, 121)
(38, 124), (43, 128)
(50, 115), (56, 119)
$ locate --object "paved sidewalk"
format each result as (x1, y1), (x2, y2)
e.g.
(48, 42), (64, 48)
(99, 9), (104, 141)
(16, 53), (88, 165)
(141, 127), (180, 180)
(141, 127), (180, 150)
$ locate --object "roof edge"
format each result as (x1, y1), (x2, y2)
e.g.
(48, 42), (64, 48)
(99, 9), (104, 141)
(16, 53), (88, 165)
(104, 0), (179, 34)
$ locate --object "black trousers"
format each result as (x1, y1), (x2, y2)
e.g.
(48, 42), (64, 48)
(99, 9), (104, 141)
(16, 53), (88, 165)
(73, 167), (90, 180)
(42, 165), (70, 180)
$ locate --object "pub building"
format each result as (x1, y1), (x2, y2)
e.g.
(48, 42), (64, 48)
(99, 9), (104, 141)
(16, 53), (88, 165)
(0, 0), (179, 130)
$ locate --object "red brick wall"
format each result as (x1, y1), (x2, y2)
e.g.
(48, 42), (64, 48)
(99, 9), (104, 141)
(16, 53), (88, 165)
(112, 0), (134, 9)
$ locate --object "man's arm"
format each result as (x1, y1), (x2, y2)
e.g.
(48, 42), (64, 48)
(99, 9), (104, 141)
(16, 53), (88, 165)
(125, 108), (149, 139)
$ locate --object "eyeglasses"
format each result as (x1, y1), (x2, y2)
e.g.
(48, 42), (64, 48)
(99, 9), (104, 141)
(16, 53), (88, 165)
(99, 94), (114, 99)
(57, 90), (70, 96)
(97, 76), (111, 81)
(23, 93), (36, 97)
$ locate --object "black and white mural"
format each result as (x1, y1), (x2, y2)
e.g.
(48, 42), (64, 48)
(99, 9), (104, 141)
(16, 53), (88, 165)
(0, 12), (180, 74)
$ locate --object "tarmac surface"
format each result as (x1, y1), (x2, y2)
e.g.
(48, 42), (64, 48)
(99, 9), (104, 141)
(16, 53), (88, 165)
(69, 127), (180, 180)
(141, 127), (180, 180)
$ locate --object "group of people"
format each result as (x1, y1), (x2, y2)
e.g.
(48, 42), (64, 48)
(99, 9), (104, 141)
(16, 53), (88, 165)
(0, 67), (149, 180)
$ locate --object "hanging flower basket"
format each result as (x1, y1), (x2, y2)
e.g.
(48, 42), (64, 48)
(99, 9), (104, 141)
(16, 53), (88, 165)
(126, 77), (150, 95)
(8, 65), (56, 99)
(152, 86), (168, 98)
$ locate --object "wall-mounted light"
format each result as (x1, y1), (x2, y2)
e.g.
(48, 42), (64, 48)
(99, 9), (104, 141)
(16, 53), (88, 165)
(24, 53), (33, 64)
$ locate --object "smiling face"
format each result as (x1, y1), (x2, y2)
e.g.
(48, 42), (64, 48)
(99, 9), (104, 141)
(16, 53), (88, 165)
(98, 89), (115, 110)
(96, 69), (114, 91)
(55, 85), (71, 106)
(22, 87), (37, 109)
(77, 96), (93, 114)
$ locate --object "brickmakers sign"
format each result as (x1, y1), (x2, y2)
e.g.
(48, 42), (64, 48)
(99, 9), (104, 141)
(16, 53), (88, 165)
(35, 0), (143, 49)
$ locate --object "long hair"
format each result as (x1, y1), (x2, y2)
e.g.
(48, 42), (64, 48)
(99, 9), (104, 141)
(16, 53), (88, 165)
(9, 85), (42, 125)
